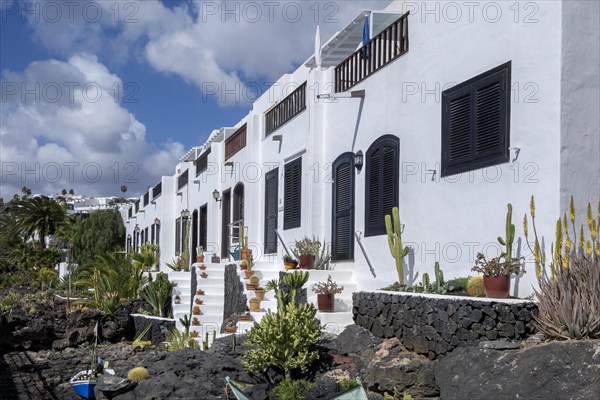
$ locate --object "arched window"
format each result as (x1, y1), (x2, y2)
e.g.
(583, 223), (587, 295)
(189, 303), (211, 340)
(365, 135), (399, 236)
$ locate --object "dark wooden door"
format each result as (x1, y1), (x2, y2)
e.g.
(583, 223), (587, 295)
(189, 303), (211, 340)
(264, 168), (279, 254)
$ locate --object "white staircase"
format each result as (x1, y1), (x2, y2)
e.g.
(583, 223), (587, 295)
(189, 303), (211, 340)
(237, 260), (356, 335)
(169, 260), (229, 349)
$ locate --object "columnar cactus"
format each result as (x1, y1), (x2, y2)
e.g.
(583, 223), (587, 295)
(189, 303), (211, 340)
(421, 273), (430, 292)
(434, 261), (444, 292)
(385, 207), (409, 285)
(498, 203), (515, 260)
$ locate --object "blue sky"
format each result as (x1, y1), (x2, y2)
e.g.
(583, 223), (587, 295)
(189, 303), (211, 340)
(1, 0), (390, 198)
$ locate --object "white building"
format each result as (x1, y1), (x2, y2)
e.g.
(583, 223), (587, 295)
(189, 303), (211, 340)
(125, 0), (599, 299)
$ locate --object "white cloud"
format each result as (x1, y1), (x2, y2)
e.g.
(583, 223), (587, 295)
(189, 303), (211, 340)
(0, 55), (183, 198)
(20, 0), (393, 104)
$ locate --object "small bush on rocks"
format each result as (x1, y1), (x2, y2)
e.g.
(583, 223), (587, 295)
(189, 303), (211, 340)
(270, 378), (314, 400)
(127, 367), (150, 383)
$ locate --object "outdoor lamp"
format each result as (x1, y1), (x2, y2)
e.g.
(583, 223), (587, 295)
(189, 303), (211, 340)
(181, 209), (190, 218)
(354, 150), (364, 171)
(213, 190), (221, 202)
(154, 218), (160, 226)
(134, 225), (140, 233)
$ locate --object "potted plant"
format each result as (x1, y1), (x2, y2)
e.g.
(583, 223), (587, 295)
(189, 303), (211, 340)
(254, 287), (266, 301)
(174, 294), (181, 305)
(196, 246), (205, 263)
(471, 253), (522, 298)
(211, 253), (220, 263)
(292, 236), (321, 269)
(239, 312), (253, 322)
(200, 271), (208, 279)
(192, 305), (201, 315)
(249, 297), (261, 312)
(190, 331), (199, 337)
(196, 289), (205, 296)
(224, 321), (237, 333)
(198, 264), (207, 271)
(312, 275), (343, 312)
(194, 298), (203, 305)
(246, 275), (260, 290)
(240, 259), (248, 270)
(191, 317), (200, 326)
(243, 256), (254, 279)
(283, 254), (299, 270)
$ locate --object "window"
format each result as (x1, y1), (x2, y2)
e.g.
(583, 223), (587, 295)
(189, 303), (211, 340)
(365, 135), (399, 236)
(175, 218), (181, 256)
(284, 158), (302, 230)
(195, 148), (211, 176)
(264, 168), (279, 254)
(143, 192), (149, 207)
(177, 170), (189, 190)
(152, 182), (162, 199)
(225, 124), (247, 160)
(441, 62), (511, 177)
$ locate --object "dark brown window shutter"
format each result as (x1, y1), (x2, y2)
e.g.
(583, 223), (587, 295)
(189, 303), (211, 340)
(284, 158), (302, 230)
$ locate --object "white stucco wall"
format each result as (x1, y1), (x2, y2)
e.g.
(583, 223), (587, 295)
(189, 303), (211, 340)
(124, 0), (599, 297)
(559, 0), (600, 221)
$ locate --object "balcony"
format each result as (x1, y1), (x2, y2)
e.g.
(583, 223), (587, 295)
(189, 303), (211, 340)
(152, 182), (162, 199)
(195, 148), (211, 176)
(265, 82), (307, 136)
(225, 124), (247, 160)
(177, 170), (189, 190)
(335, 12), (409, 93)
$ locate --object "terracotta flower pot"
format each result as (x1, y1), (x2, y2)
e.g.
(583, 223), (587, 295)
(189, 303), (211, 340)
(195, 299), (203, 305)
(317, 293), (335, 312)
(483, 275), (510, 299)
(198, 265), (207, 270)
(196, 290), (205, 296)
(255, 290), (265, 301)
(196, 255), (205, 263)
(224, 326), (237, 333)
(284, 260), (298, 270)
(249, 298), (261, 312)
(298, 255), (315, 269)
(244, 270), (254, 279)
(246, 283), (259, 291)
(200, 272), (208, 279)
(239, 314), (253, 322)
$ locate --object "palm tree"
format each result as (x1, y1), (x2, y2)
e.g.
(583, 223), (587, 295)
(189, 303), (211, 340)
(12, 196), (66, 249)
(120, 185), (128, 193)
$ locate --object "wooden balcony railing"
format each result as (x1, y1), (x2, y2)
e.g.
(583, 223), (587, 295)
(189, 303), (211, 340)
(265, 82), (307, 136)
(335, 12), (409, 93)
(225, 124), (247, 160)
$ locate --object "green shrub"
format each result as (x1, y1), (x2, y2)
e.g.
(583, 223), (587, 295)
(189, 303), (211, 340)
(127, 367), (150, 383)
(0, 290), (20, 311)
(451, 276), (470, 291)
(243, 303), (320, 380)
(141, 272), (173, 317)
(466, 276), (485, 297)
(339, 377), (359, 391)
(270, 378), (314, 400)
(534, 255), (600, 339)
(163, 328), (198, 351)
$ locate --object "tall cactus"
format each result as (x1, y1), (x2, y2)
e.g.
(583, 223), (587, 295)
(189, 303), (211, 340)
(434, 261), (444, 292)
(385, 207), (409, 285)
(498, 203), (515, 259)
(421, 273), (430, 292)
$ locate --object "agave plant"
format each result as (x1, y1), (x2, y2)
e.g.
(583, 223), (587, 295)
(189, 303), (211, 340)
(140, 272), (174, 318)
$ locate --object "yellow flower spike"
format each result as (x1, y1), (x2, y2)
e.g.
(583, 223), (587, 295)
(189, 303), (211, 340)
(579, 225), (586, 248)
(587, 203), (594, 230)
(565, 237), (572, 252)
(595, 243), (600, 258)
(569, 195), (576, 225)
(591, 220), (597, 242)
(523, 215), (529, 237)
(530, 196), (536, 219)
(563, 213), (569, 235)
(535, 263), (542, 281)
(554, 219), (562, 267)
(585, 240), (592, 257)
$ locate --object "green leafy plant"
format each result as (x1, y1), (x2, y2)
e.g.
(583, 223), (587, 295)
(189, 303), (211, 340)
(166, 256), (187, 272)
(338, 378), (359, 391)
(292, 236), (321, 257)
(127, 367), (150, 383)
(132, 323), (153, 349)
(164, 328), (198, 351)
(140, 272), (173, 318)
(179, 315), (191, 334)
(385, 207), (409, 285)
(243, 303), (321, 381)
(311, 275), (343, 295)
(472, 252), (522, 276)
(314, 242), (332, 270)
(270, 378), (315, 400)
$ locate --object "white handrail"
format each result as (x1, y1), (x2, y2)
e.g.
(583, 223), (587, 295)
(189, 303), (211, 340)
(354, 230), (376, 278)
